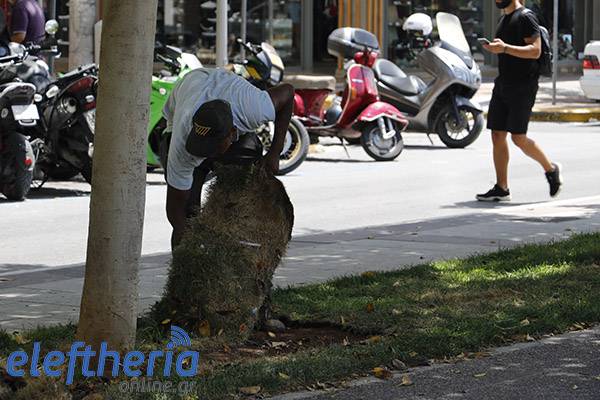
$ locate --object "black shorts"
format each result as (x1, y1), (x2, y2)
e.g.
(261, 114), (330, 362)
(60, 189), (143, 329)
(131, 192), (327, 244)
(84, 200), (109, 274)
(160, 132), (263, 216)
(487, 79), (538, 134)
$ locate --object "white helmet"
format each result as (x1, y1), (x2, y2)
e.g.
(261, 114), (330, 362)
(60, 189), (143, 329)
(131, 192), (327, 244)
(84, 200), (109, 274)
(402, 13), (433, 36)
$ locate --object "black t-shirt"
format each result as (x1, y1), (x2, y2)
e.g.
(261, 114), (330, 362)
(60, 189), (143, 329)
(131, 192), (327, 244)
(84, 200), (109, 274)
(495, 7), (541, 83)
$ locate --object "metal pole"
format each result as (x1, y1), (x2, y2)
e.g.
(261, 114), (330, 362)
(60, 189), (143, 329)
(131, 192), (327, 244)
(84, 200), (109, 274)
(268, 0), (274, 43)
(301, 0), (313, 71)
(216, 0), (228, 67)
(241, 0), (247, 59)
(552, 0), (558, 105)
(47, 0), (57, 76)
(47, 0), (56, 19)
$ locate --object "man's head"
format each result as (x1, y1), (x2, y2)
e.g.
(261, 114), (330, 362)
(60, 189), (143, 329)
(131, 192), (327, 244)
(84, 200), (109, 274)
(495, 0), (515, 9)
(185, 100), (236, 158)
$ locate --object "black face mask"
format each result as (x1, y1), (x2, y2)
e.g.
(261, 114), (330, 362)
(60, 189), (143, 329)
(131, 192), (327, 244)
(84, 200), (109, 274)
(495, 0), (512, 9)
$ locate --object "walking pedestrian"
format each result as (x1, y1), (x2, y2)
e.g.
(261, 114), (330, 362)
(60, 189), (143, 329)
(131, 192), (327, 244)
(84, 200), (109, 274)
(476, 0), (562, 202)
(6, 0), (45, 44)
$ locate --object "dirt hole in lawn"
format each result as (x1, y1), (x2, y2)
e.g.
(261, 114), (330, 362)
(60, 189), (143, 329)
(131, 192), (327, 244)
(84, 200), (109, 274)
(202, 325), (369, 365)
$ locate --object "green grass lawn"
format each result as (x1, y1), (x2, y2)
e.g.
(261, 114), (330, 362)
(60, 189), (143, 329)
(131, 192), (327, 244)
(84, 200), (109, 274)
(2, 233), (600, 399)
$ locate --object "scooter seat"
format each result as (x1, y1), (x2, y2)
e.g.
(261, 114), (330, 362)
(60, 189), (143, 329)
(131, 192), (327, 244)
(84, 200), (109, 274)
(284, 74), (336, 91)
(374, 59), (424, 96)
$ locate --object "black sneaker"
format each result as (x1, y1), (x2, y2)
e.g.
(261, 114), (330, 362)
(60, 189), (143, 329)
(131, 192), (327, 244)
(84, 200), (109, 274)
(545, 162), (563, 197)
(476, 184), (511, 202)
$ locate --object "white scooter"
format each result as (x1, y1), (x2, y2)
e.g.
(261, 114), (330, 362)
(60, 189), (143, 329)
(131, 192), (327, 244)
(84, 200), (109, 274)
(373, 12), (483, 148)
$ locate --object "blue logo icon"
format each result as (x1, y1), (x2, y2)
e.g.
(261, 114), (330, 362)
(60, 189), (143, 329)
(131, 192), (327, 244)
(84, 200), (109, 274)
(169, 325), (192, 348)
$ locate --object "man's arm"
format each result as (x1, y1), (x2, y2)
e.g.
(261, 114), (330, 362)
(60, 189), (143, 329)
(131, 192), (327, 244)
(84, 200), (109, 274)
(10, 6), (28, 44)
(483, 36), (541, 59)
(166, 185), (190, 249)
(10, 32), (25, 44)
(265, 83), (294, 173)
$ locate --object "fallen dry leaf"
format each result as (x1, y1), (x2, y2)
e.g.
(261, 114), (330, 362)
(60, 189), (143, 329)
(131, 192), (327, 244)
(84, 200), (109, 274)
(343, 337), (350, 346)
(13, 333), (29, 345)
(278, 372), (290, 380)
(526, 334), (535, 342)
(198, 320), (211, 337)
(399, 374), (413, 386)
(366, 303), (375, 313)
(161, 319), (171, 325)
(340, 316), (346, 324)
(239, 323), (248, 334)
(239, 386), (261, 395)
(373, 367), (393, 380)
(520, 318), (530, 326)
(268, 331), (276, 338)
(595, 375), (600, 381)
(271, 341), (287, 348)
(367, 335), (382, 344)
(409, 351), (418, 357)
(474, 372), (487, 378)
(362, 271), (376, 278)
(392, 309), (401, 316)
(222, 344), (231, 353)
(393, 281), (401, 287)
(217, 328), (224, 336)
(392, 359), (407, 370)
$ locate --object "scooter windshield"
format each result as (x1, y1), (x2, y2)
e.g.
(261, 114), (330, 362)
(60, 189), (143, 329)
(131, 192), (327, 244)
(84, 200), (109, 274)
(436, 12), (473, 68)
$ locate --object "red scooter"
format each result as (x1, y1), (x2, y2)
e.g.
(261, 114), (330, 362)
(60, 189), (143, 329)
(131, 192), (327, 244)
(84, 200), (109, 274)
(290, 28), (407, 161)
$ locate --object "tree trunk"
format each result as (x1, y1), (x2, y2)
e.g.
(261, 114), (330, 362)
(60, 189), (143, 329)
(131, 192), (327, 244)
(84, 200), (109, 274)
(77, 0), (158, 353)
(69, 0), (97, 69)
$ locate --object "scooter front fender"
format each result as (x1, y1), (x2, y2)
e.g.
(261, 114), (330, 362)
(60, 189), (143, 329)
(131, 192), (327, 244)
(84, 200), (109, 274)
(356, 101), (408, 129)
(455, 96), (483, 113)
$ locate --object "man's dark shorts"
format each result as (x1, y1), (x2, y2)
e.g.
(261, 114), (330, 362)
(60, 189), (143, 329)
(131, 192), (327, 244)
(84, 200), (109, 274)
(487, 79), (539, 134)
(159, 131), (263, 215)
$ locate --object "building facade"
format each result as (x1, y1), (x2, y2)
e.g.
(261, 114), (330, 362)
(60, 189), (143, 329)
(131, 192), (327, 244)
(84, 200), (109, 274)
(1, 0), (599, 70)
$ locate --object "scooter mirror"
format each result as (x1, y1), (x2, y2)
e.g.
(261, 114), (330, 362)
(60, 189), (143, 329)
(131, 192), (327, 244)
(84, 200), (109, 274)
(45, 20), (59, 36)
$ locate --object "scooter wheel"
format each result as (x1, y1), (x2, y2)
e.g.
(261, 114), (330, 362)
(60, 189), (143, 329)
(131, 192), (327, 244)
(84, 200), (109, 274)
(360, 122), (404, 161)
(435, 105), (484, 149)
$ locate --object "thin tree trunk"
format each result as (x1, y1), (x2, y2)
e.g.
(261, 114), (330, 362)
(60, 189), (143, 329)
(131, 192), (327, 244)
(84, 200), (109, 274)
(69, 0), (97, 69)
(77, 0), (158, 353)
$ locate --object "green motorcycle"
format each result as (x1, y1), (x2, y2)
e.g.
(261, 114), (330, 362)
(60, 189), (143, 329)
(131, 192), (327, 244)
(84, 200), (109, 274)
(147, 45), (203, 169)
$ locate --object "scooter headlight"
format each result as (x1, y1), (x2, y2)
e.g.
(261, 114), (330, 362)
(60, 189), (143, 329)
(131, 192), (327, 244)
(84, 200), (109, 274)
(452, 66), (469, 83)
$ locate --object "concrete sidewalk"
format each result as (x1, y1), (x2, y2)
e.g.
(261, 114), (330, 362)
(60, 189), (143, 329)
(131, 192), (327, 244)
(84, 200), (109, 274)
(1, 195), (599, 331)
(272, 326), (600, 400)
(475, 77), (600, 123)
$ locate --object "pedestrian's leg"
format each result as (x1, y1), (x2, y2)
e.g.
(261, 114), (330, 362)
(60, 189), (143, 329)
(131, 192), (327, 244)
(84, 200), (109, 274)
(510, 134), (554, 172)
(492, 130), (509, 190)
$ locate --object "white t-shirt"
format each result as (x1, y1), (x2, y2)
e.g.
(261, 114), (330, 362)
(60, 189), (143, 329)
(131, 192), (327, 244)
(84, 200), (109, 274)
(163, 68), (276, 190)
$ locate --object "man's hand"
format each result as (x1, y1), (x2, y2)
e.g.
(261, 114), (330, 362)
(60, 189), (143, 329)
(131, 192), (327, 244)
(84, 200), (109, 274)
(483, 38), (507, 54)
(263, 152), (280, 174)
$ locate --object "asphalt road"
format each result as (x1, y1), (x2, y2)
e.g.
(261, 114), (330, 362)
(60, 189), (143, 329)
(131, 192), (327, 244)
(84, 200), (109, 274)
(1, 121), (599, 271)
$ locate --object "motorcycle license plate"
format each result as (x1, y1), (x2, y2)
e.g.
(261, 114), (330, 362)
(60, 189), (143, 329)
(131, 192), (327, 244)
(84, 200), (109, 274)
(11, 104), (39, 121)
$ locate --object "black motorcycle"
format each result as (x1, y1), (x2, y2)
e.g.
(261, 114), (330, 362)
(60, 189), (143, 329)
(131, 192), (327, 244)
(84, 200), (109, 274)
(0, 76), (37, 200)
(0, 42), (98, 184)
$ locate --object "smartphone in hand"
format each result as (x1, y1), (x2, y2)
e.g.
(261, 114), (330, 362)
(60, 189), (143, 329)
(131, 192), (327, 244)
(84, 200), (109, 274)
(477, 38), (491, 45)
